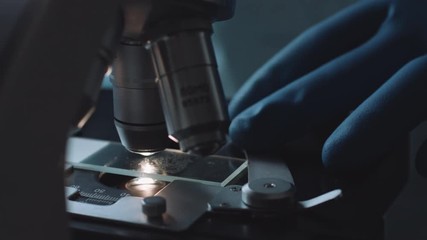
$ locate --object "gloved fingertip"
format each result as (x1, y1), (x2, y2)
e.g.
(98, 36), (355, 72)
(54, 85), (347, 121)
(228, 106), (279, 152)
(321, 136), (344, 173)
(228, 115), (251, 147)
(228, 99), (240, 120)
(321, 129), (365, 175)
(229, 92), (309, 153)
(229, 118), (271, 152)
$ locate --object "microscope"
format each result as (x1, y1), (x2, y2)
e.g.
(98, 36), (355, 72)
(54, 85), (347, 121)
(0, 1), (411, 239)
(109, 0), (232, 156)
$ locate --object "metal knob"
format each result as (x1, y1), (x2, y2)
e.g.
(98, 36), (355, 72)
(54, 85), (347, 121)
(141, 196), (166, 217)
(242, 178), (295, 209)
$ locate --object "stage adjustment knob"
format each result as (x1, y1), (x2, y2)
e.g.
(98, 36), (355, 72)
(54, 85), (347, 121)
(141, 196), (166, 217)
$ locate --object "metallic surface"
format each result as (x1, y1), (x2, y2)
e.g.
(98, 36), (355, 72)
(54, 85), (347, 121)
(242, 154), (295, 209)
(111, 41), (169, 153)
(208, 185), (253, 213)
(149, 29), (229, 155)
(245, 153), (294, 184)
(241, 178), (295, 209)
(65, 137), (409, 239)
(113, 0), (235, 155)
(66, 180), (222, 231)
(299, 189), (342, 209)
(141, 196), (167, 217)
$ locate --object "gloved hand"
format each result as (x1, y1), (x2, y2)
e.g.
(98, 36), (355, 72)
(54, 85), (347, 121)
(228, 0), (427, 174)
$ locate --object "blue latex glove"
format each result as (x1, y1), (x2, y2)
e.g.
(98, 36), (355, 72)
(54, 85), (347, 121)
(228, 0), (427, 174)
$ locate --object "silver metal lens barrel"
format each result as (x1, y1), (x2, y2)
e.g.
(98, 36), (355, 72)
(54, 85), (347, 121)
(111, 41), (169, 153)
(148, 30), (229, 155)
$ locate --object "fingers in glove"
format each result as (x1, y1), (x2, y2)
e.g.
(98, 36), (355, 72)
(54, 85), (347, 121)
(322, 54), (427, 173)
(229, 0), (389, 118)
(229, 25), (424, 152)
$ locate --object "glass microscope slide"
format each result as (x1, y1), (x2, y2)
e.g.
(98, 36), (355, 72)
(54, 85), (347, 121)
(66, 138), (247, 187)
